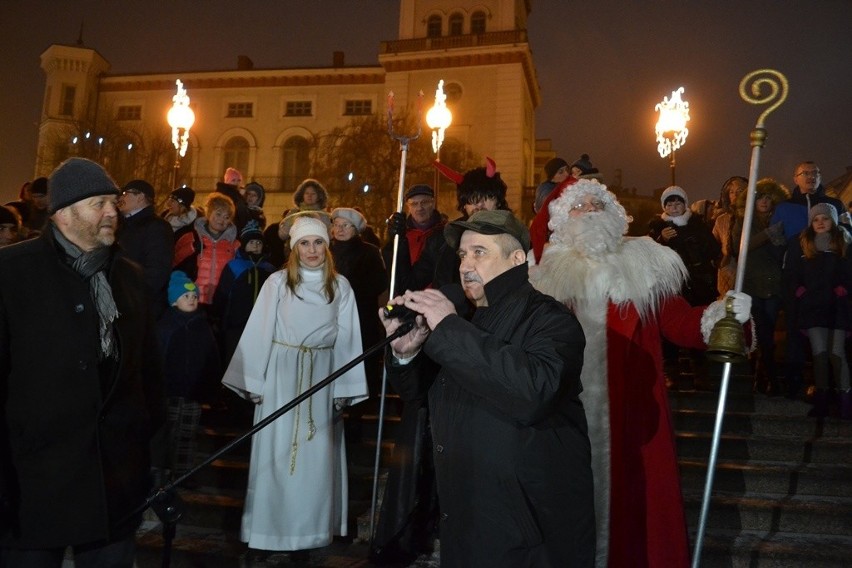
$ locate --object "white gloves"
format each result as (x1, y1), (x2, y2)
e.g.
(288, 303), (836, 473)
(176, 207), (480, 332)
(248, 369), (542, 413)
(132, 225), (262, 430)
(726, 291), (752, 324)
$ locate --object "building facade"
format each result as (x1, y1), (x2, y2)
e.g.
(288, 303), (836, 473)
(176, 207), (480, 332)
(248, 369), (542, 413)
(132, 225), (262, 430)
(35, 0), (539, 217)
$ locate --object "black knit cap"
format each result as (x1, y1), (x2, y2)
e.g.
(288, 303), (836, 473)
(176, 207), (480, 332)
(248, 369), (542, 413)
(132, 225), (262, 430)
(544, 158), (569, 180)
(169, 186), (195, 207)
(29, 177), (48, 196)
(0, 205), (19, 226)
(48, 158), (119, 213)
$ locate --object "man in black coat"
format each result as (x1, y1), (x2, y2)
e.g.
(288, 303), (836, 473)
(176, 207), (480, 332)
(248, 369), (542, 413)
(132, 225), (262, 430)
(117, 179), (175, 320)
(380, 210), (595, 567)
(0, 158), (165, 567)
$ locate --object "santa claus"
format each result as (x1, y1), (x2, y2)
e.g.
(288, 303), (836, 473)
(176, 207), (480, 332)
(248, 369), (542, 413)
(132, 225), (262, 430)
(531, 179), (751, 567)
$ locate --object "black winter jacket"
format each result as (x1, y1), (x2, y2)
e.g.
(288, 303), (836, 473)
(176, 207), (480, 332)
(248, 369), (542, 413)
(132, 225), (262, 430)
(0, 229), (165, 548)
(387, 264), (595, 567)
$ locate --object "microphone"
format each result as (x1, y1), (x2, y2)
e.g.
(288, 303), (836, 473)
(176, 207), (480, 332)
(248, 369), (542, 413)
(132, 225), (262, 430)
(383, 283), (470, 322)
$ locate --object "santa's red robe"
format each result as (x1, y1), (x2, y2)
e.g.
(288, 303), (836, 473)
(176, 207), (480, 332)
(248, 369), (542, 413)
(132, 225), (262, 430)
(605, 296), (706, 567)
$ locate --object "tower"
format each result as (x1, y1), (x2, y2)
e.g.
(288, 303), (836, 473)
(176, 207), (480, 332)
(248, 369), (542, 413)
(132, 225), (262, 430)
(382, 0), (540, 213)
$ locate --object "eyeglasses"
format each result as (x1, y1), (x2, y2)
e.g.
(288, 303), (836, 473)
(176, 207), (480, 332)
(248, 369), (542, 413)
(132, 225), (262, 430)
(332, 222), (354, 230)
(121, 189), (141, 196)
(167, 196), (185, 205)
(795, 170), (820, 178)
(571, 199), (605, 212)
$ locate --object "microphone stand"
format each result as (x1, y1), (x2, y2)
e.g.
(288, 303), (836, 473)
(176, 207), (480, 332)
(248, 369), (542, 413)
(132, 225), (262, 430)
(120, 321), (414, 568)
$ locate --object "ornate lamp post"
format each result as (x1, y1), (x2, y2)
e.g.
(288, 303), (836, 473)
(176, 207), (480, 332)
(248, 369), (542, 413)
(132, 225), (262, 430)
(655, 86), (690, 186)
(167, 79), (195, 188)
(425, 79), (453, 202)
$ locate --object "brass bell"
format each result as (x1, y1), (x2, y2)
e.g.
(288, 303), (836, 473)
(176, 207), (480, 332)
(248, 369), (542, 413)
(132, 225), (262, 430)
(705, 297), (747, 363)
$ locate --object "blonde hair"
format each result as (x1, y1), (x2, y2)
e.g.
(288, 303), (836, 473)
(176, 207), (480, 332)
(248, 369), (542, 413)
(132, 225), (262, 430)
(205, 192), (235, 217)
(285, 240), (338, 303)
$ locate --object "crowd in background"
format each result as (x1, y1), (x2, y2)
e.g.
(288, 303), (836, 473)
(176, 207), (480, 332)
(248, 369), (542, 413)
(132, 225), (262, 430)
(1, 154), (850, 566)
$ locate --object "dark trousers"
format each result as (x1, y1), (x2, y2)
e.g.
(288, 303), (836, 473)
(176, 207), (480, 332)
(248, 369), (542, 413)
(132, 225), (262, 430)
(1, 537), (135, 568)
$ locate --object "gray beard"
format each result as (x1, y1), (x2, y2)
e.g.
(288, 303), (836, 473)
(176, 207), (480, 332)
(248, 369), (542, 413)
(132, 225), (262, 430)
(551, 211), (625, 259)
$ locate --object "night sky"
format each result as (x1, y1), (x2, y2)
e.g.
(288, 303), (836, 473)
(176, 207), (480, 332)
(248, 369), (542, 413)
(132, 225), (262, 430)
(1, 0), (850, 204)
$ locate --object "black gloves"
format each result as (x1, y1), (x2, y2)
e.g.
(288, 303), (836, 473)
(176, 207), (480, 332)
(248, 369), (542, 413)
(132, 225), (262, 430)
(387, 212), (407, 238)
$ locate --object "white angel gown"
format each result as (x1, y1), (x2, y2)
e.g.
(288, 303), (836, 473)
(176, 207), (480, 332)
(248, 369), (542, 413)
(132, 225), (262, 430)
(222, 266), (368, 551)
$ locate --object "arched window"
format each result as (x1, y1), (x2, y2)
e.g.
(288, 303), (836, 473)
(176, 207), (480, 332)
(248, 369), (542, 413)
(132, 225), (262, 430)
(426, 15), (442, 38)
(449, 13), (464, 36)
(281, 136), (310, 192)
(471, 11), (487, 34)
(223, 136), (250, 178)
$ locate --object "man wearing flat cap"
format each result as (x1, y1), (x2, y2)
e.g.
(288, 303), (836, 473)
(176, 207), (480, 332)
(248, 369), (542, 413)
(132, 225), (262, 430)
(382, 183), (445, 295)
(0, 158), (164, 567)
(380, 210), (595, 567)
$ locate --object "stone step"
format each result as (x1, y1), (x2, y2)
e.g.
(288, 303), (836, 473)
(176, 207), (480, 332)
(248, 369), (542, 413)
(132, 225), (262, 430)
(135, 520), (379, 567)
(679, 459), (852, 498)
(683, 491), (852, 535)
(676, 431), (852, 465)
(668, 389), (812, 414)
(674, 409), (852, 438)
(692, 528), (852, 568)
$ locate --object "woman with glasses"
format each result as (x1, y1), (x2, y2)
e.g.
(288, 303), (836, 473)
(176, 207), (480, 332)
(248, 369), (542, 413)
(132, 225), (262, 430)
(329, 207), (387, 393)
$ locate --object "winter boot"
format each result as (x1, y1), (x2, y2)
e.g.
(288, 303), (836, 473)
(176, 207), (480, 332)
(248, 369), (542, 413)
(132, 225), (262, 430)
(840, 390), (852, 420)
(808, 389), (830, 418)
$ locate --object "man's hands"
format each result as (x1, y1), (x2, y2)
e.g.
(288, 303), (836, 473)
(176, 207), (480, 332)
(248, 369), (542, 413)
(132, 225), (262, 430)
(379, 289), (457, 359)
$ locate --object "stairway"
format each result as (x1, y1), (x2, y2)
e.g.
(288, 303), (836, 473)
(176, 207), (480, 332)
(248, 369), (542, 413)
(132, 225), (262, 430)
(132, 359), (851, 567)
(670, 359), (852, 567)
(133, 391), (400, 567)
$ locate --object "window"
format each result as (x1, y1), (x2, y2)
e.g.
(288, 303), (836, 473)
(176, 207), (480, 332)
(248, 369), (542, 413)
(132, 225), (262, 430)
(116, 105), (142, 121)
(471, 11), (487, 34)
(281, 136), (310, 192)
(444, 82), (463, 104)
(344, 100), (372, 116)
(285, 101), (313, 117)
(449, 13), (464, 36)
(227, 102), (253, 118)
(427, 15), (442, 38)
(60, 85), (76, 116)
(223, 136), (250, 174)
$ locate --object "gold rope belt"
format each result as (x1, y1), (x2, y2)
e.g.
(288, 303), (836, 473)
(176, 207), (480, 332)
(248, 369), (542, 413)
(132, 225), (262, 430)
(272, 340), (332, 474)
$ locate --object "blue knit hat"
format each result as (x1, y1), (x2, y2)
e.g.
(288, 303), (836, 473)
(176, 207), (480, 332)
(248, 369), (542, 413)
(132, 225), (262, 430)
(168, 271), (198, 305)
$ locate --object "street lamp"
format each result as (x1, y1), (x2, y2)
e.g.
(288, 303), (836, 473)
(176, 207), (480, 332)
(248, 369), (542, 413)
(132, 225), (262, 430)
(167, 79), (195, 188)
(655, 86), (690, 186)
(426, 79), (452, 203)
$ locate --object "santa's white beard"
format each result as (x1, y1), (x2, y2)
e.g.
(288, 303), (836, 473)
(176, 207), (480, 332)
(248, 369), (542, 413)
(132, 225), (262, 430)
(550, 210), (625, 259)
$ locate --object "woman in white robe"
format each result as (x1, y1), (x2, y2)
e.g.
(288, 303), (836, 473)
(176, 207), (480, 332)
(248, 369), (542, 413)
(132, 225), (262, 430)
(222, 215), (368, 553)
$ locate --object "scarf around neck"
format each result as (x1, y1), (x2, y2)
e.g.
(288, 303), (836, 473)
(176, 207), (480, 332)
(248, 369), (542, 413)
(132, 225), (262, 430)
(52, 224), (120, 359)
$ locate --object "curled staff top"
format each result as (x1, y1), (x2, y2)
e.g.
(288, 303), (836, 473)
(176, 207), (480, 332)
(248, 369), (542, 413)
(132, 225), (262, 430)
(738, 69), (789, 129)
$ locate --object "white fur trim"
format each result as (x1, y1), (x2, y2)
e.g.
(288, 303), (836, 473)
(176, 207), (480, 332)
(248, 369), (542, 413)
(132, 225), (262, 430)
(700, 298), (727, 344)
(573, 299), (611, 566)
(533, 236), (688, 323)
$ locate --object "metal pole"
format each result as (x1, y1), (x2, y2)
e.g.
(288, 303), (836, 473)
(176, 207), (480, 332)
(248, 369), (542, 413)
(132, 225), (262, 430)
(691, 69), (788, 568)
(369, 94), (421, 543)
(670, 147), (677, 186)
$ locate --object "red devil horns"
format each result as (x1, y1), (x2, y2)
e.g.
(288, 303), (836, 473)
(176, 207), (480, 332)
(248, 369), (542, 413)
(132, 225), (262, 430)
(485, 157), (496, 178)
(432, 157), (498, 183)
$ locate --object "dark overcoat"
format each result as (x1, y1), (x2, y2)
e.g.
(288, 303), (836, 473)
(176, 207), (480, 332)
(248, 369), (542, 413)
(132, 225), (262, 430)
(0, 228), (165, 548)
(387, 264), (595, 567)
(117, 205), (175, 320)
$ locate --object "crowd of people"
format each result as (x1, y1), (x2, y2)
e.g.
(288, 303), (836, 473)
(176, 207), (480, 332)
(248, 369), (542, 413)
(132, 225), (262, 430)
(0, 154), (849, 567)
